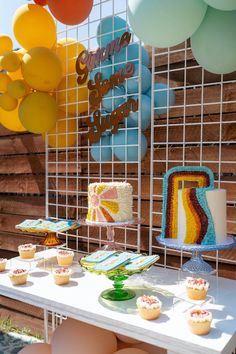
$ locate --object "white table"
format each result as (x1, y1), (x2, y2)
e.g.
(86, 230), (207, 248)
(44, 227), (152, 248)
(0, 255), (236, 354)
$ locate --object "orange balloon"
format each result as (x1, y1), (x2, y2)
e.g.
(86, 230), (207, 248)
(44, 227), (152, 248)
(0, 100), (26, 132)
(132, 342), (167, 354)
(47, 0), (93, 25)
(51, 319), (117, 354)
(18, 343), (51, 354)
(116, 334), (141, 344)
(114, 349), (149, 354)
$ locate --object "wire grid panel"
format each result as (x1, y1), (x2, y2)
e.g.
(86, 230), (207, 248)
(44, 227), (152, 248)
(45, 0), (236, 268)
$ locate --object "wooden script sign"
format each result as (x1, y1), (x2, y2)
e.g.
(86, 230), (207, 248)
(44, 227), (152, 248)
(76, 31), (139, 143)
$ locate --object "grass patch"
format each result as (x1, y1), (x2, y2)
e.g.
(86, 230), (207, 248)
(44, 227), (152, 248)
(0, 317), (43, 340)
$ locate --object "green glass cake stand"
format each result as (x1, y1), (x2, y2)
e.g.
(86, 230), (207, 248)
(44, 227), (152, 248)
(80, 254), (160, 301)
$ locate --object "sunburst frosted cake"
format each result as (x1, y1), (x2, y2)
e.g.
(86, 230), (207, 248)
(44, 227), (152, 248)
(86, 182), (133, 223)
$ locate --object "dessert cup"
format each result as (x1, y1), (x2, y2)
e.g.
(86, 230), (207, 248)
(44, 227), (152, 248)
(187, 307), (212, 335)
(9, 269), (28, 285)
(185, 277), (209, 300)
(136, 295), (162, 320)
(57, 250), (74, 266)
(18, 243), (36, 259)
(0, 258), (7, 272)
(53, 267), (72, 285)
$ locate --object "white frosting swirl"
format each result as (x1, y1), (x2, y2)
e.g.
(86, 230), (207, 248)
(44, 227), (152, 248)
(9, 269), (28, 277)
(185, 277), (209, 290)
(136, 295), (161, 309)
(187, 307), (212, 323)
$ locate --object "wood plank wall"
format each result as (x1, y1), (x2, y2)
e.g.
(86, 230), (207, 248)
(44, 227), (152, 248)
(0, 45), (236, 334)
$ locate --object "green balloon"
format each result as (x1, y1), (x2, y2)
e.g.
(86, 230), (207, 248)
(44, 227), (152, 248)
(191, 7), (236, 74)
(128, 0), (207, 48)
(204, 0), (236, 11)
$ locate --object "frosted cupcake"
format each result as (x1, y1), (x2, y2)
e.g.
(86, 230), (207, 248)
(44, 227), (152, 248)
(187, 307), (212, 335)
(185, 277), (209, 300)
(53, 267), (72, 285)
(18, 243), (36, 259)
(9, 269), (28, 285)
(0, 258), (7, 272)
(57, 250), (74, 266)
(136, 295), (162, 320)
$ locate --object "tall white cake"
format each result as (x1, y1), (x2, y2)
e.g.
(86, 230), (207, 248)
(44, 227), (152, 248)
(86, 182), (133, 223)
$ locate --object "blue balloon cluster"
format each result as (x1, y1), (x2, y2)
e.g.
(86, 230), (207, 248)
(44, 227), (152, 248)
(90, 15), (174, 162)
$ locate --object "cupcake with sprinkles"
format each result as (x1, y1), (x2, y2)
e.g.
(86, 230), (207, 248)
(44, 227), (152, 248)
(185, 277), (209, 300)
(187, 307), (212, 335)
(136, 295), (162, 320)
(9, 269), (28, 285)
(18, 243), (36, 259)
(0, 258), (7, 272)
(57, 249), (74, 266)
(53, 267), (72, 285)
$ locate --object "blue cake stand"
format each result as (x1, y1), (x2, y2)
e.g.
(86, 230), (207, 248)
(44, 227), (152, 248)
(156, 236), (236, 274)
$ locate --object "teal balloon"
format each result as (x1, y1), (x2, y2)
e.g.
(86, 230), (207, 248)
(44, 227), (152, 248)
(191, 7), (236, 74)
(91, 135), (112, 162)
(204, 0), (236, 11)
(97, 16), (128, 47)
(90, 59), (112, 81)
(114, 43), (149, 72)
(128, 0), (207, 48)
(112, 129), (147, 161)
(102, 86), (125, 112)
(147, 83), (176, 115)
(126, 64), (151, 94)
(126, 94), (151, 130)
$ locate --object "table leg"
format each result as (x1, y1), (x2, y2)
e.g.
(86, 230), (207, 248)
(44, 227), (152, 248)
(44, 309), (49, 343)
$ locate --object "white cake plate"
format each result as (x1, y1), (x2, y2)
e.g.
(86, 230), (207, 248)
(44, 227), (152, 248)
(79, 218), (141, 250)
(156, 236), (236, 274)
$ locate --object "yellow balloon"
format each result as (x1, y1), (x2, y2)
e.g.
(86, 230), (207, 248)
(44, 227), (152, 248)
(45, 111), (77, 148)
(22, 47), (63, 92)
(7, 49), (26, 80)
(0, 35), (13, 55)
(57, 73), (88, 114)
(19, 92), (58, 133)
(13, 4), (56, 50)
(7, 79), (30, 99)
(0, 93), (18, 111)
(0, 51), (21, 72)
(55, 38), (86, 74)
(0, 73), (12, 92)
(0, 100), (26, 132)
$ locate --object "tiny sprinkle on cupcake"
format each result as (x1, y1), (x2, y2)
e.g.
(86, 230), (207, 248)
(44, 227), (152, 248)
(136, 295), (162, 320)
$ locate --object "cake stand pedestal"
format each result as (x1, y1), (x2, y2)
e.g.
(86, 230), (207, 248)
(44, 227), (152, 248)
(156, 236), (236, 274)
(80, 254), (159, 301)
(80, 219), (140, 251)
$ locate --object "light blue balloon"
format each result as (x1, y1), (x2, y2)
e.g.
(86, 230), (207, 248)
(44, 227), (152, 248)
(147, 83), (176, 115)
(91, 135), (112, 162)
(191, 7), (236, 74)
(97, 16), (128, 48)
(126, 94), (151, 130)
(125, 64), (151, 94)
(204, 0), (236, 11)
(90, 59), (112, 81)
(114, 43), (149, 72)
(128, 0), (207, 48)
(102, 86), (125, 113)
(112, 129), (147, 161)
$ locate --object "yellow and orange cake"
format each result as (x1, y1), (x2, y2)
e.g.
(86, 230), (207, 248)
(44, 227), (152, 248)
(18, 243), (36, 259)
(9, 269), (28, 285)
(185, 277), (209, 300)
(53, 267), (72, 285)
(57, 250), (74, 266)
(136, 295), (162, 320)
(187, 307), (212, 335)
(0, 258), (7, 272)
(86, 182), (133, 223)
